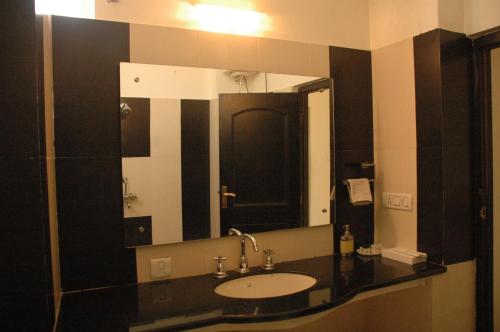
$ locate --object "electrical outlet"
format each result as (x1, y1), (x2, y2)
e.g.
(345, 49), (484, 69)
(150, 257), (172, 279)
(382, 192), (413, 211)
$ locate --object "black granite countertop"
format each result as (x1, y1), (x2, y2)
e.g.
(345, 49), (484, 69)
(56, 254), (446, 331)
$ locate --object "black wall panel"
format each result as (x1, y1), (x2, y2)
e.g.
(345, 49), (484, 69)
(181, 99), (211, 240)
(120, 97), (150, 157)
(330, 46), (374, 252)
(414, 29), (474, 264)
(0, 2), (54, 330)
(53, 16), (136, 291)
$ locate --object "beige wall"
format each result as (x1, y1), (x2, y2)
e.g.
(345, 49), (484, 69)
(369, 0), (499, 48)
(491, 47), (500, 331)
(372, 38), (417, 250)
(137, 225), (333, 282)
(95, 0), (370, 50)
(129, 24), (330, 77)
(42, 16), (62, 322)
(369, 0), (439, 50)
(465, 0), (500, 36)
(431, 261), (476, 332)
(438, 0), (465, 34)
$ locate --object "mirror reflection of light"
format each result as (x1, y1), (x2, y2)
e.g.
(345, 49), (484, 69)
(186, 4), (268, 36)
(35, 0), (95, 19)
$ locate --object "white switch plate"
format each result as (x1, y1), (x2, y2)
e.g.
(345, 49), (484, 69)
(382, 192), (413, 211)
(150, 257), (172, 279)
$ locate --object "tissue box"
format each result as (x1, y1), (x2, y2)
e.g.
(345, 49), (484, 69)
(381, 247), (427, 265)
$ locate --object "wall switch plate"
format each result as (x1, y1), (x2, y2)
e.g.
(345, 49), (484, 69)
(382, 192), (413, 211)
(150, 257), (172, 279)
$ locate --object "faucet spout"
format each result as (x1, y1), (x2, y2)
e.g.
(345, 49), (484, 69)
(242, 233), (259, 252)
(228, 228), (242, 236)
(227, 228), (259, 273)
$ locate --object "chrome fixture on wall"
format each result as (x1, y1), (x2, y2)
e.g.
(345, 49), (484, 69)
(122, 177), (137, 208)
(120, 102), (132, 119)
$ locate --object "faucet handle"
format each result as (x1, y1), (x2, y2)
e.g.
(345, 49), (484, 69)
(213, 256), (228, 279)
(263, 249), (274, 256)
(263, 249), (275, 270)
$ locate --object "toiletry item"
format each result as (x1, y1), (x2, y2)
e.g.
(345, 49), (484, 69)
(381, 247), (427, 265)
(345, 178), (372, 206)
(340, 225), (354, 256)
(356, 243), (383, 256)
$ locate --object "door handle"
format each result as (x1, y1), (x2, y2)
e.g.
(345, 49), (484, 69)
(221, 185), (237, 209)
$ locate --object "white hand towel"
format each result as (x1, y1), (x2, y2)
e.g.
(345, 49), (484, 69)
(346, 178), (372, 206)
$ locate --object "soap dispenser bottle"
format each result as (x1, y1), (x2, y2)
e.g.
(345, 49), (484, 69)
(340, 225), (354, 256)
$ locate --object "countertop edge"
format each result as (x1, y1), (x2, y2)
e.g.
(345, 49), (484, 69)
(162, 263), (447, 331)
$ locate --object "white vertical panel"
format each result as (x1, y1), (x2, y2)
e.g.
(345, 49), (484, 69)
(122, 157), (153, 218)
(150, 99), (183, 245)
(209, 99), (221, 238)
(120, 63), (213, 100)
(308, 89), (331, 226)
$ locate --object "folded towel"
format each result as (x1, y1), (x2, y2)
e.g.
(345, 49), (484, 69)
(382, 247), (427, 265)
(346, 178), (372, 206)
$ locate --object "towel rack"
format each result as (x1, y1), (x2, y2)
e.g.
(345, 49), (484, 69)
(360, 162), (375, 169)
(344, 162), (375, 169)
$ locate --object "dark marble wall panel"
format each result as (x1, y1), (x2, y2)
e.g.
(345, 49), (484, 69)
(52, 16), (136, 291)
(181, 99), (211, 240)
(124, 216), (152, 247)
(0, 2), (54, 330)
(330, 46), (374, 252)
(120, 97), (150, 157)
(414, 29), (473, 265)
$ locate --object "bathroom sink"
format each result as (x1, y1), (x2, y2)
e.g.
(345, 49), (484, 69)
(214, 273), (317, 299)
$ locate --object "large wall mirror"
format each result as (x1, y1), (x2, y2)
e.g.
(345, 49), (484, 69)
(120, 63), (334, 247)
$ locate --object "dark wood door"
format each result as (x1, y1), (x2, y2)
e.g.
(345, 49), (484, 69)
(473, 31), (500, 332)
(219, 93), (301, 235)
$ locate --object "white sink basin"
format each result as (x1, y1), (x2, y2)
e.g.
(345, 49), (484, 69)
(214, 273), (317, 299)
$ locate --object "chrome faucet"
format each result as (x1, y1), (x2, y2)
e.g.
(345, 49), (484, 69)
(228, 228), (259, 273)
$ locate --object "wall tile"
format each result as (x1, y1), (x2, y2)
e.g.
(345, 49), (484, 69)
(414, 29), (443, 149)
(53, 16), (129, 158)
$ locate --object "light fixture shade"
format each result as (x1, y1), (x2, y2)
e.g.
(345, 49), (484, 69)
(185, 3), (269, 36)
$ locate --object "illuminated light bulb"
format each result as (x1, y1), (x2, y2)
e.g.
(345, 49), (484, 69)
(187, 4), (268, 36)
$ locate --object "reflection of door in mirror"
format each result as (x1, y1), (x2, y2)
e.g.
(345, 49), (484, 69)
(119, 63), (333, 247)
(219, 93), (301, 235)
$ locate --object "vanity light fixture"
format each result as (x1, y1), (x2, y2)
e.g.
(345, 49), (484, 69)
(185, 3), (269, 36)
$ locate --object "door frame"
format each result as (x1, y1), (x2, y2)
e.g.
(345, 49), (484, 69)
(473, 29), (500, 332)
